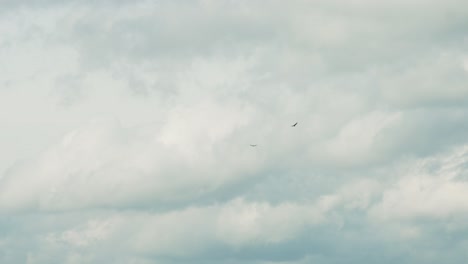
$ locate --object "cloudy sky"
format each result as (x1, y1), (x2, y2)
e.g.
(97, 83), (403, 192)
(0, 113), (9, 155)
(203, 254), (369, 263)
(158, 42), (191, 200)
(1, 0), (468, 263)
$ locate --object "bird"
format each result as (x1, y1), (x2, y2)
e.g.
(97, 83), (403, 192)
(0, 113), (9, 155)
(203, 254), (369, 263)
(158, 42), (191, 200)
(250, 144), (257, 147)
(292, 122), (298, 127)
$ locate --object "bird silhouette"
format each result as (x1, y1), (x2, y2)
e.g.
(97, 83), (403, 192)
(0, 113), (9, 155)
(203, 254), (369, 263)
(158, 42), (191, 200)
(292, 122), (298, 127)
(250, 144), (257, 147)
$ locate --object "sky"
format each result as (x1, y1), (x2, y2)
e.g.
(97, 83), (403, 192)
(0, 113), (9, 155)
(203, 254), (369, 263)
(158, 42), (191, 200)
(0, 0), (468, 263)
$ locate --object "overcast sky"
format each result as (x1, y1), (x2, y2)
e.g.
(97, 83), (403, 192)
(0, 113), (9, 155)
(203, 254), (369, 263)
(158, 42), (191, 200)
(1, 0), (468, 263)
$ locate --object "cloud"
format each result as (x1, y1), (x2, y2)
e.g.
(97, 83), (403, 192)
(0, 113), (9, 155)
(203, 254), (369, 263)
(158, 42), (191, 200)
(0, 117), (264, 211)
(1, 0), (468, 263)
(370, 145), (468, 221)
(379, 51), (468, 107)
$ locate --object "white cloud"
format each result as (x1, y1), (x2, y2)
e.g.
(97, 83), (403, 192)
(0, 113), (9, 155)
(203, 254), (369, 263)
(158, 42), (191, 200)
(324, 111), (402, 165)
(1, 0), (468, 263)
(370, 145), (468, 221)
(216, 197), (335, 246)
(33, 197), (337, 261)
(463, 57), (468, 72)
(0, 117), (265, 211)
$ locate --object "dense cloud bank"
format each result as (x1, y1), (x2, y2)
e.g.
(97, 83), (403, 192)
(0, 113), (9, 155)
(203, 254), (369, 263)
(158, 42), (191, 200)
(0, 0), (468, 263)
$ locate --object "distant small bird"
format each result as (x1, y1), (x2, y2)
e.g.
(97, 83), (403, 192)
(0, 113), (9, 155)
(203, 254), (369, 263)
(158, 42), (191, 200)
(250, 144), (257, 147)
(292, 122), (298, 127)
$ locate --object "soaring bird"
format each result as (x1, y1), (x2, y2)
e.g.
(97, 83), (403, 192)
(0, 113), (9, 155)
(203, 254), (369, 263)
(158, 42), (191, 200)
(250, 144), (257, 147)
(292, 122), (298, 127)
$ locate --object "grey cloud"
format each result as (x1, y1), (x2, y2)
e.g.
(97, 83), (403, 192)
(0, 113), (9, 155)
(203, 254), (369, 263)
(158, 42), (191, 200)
(53, 74), (85, 106)
(1, 0), (468, 263)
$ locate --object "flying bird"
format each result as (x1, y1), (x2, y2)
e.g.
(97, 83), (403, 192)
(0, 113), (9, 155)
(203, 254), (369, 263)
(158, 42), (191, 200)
(250, 144), (257, 147)
(292, 122), (298, 127)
